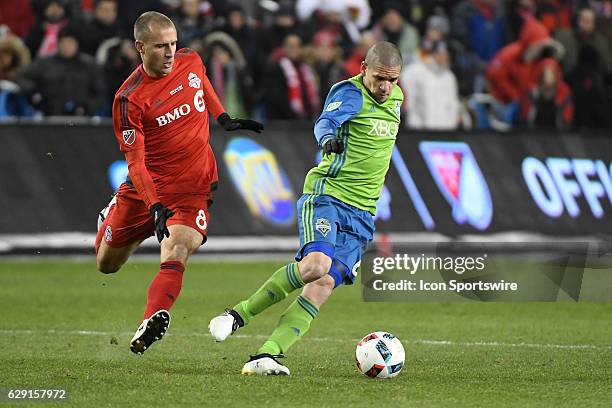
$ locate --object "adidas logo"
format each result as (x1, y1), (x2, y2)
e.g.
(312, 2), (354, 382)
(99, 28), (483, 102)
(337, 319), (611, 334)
(368, 106), (376, 113)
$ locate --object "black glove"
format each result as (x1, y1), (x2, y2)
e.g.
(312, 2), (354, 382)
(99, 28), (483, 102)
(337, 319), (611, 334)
(217, 112), (264, 133)
(322, 138), (344, 155)
(149, 203), (174, 243)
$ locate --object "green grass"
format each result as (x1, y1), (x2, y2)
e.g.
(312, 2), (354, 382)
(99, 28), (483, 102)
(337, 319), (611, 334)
(0, 260), (611, 407)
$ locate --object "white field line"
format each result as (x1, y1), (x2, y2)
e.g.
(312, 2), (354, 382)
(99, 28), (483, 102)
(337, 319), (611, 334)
(0, 329), (610, 351)
(0, 231), (602, 252)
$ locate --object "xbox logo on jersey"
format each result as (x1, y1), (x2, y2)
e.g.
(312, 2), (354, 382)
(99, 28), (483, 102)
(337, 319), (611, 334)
(367, 119), (399, 138)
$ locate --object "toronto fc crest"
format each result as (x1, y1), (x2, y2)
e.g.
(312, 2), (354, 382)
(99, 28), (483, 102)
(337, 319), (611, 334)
(188, 72), (201, 89)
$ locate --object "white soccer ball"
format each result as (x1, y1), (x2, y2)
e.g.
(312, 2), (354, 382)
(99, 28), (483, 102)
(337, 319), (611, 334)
(355, 331), (405, 378)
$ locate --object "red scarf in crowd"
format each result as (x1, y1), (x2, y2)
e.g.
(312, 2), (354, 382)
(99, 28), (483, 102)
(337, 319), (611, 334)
(278, 57), (320, 118)
(38, 20), (67, 57)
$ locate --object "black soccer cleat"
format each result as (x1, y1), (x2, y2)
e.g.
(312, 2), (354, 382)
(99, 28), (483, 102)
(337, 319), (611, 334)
(130, 310), (171, 355)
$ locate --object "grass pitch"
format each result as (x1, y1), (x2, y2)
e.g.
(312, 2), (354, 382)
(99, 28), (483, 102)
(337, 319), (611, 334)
(1, 260), (611, 407)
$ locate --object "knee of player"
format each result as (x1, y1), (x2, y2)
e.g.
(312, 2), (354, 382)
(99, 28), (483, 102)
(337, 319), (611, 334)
(318, 274), (336, 293)
(164, 243), (191, 263)
(299, 253), (332, 280)
(96, 258), (119, 274)
(302, 275), (335, 307)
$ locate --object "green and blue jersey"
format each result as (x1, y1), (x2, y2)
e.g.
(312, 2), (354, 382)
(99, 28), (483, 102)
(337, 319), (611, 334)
(303, 74), (404, 215)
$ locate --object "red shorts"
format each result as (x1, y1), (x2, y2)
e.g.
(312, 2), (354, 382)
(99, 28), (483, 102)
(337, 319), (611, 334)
(95, 183), (212, 251)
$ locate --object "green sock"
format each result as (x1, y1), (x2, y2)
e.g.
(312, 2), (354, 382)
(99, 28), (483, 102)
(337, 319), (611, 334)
(233, 262), (304, 325)
(257, 295), (319, 355)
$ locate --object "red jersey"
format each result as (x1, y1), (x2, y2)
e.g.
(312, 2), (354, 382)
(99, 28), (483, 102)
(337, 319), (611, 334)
(112, 48), (225, 209)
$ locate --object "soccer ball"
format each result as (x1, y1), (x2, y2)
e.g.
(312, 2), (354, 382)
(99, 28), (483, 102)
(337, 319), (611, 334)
(355, 331), (405, 378)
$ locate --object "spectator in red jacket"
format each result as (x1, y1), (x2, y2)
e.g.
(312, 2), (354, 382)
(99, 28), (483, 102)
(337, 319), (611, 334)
(342, 30), (376, 77)
(486, 18), (563, 105)
(520, 58), (573, 129)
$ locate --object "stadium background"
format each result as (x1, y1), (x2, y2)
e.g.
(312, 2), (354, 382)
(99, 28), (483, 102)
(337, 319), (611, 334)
(1, 122), (612, 255)
(1, 0), (611, 252)
(1, 1), (611, 407)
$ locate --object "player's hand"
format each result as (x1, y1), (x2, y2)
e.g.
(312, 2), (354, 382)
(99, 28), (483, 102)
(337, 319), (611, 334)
(217, 113), (264, 133)
(149, 203), (174, 243)
(323, 138), (344, 155)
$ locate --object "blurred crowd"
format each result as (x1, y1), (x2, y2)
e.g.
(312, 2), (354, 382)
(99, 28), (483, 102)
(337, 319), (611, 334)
(0, 0), (611, 131)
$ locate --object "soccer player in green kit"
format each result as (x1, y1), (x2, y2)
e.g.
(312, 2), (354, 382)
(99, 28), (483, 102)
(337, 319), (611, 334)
(209, 41), (403, 375)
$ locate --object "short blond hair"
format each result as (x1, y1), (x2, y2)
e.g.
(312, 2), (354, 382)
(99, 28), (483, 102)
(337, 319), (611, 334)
(134, 11), (175, 42)
(364, 41), (402, 67)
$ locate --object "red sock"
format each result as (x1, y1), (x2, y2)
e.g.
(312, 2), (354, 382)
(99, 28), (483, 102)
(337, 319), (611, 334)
(143, 261), (185, 320)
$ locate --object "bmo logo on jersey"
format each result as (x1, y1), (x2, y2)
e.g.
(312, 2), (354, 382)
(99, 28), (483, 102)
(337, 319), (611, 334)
(155, 89), (206, 126)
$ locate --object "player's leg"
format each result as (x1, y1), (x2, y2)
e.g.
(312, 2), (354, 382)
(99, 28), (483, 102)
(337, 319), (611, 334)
(95, 187), (151, 273)
(141, 224), (202, 319)
(209, 195), (338, 341)
(242, 199), (373, 375)
(96, 240), (140, 274)
(208, 257), (309, 341)
(131, 197), (209, 355)
(240, 274), (336, 376)
(130, 225), (202, 355)
(242, 259), (348, 360)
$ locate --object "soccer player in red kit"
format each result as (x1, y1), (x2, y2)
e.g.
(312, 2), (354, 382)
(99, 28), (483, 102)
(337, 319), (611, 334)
(94, 11), (263, 355)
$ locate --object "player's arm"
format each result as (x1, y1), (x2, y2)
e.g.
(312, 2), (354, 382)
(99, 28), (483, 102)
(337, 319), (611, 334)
(112, 95), (173, 242)
(314, 82), (363, 155)
(199, 65), (264, 133)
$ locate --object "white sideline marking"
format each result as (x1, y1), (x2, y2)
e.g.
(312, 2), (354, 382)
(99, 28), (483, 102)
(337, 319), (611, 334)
(412, 339), (612, 350)
(1, 329), (610, 351)
(0, 231), (602, 252)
